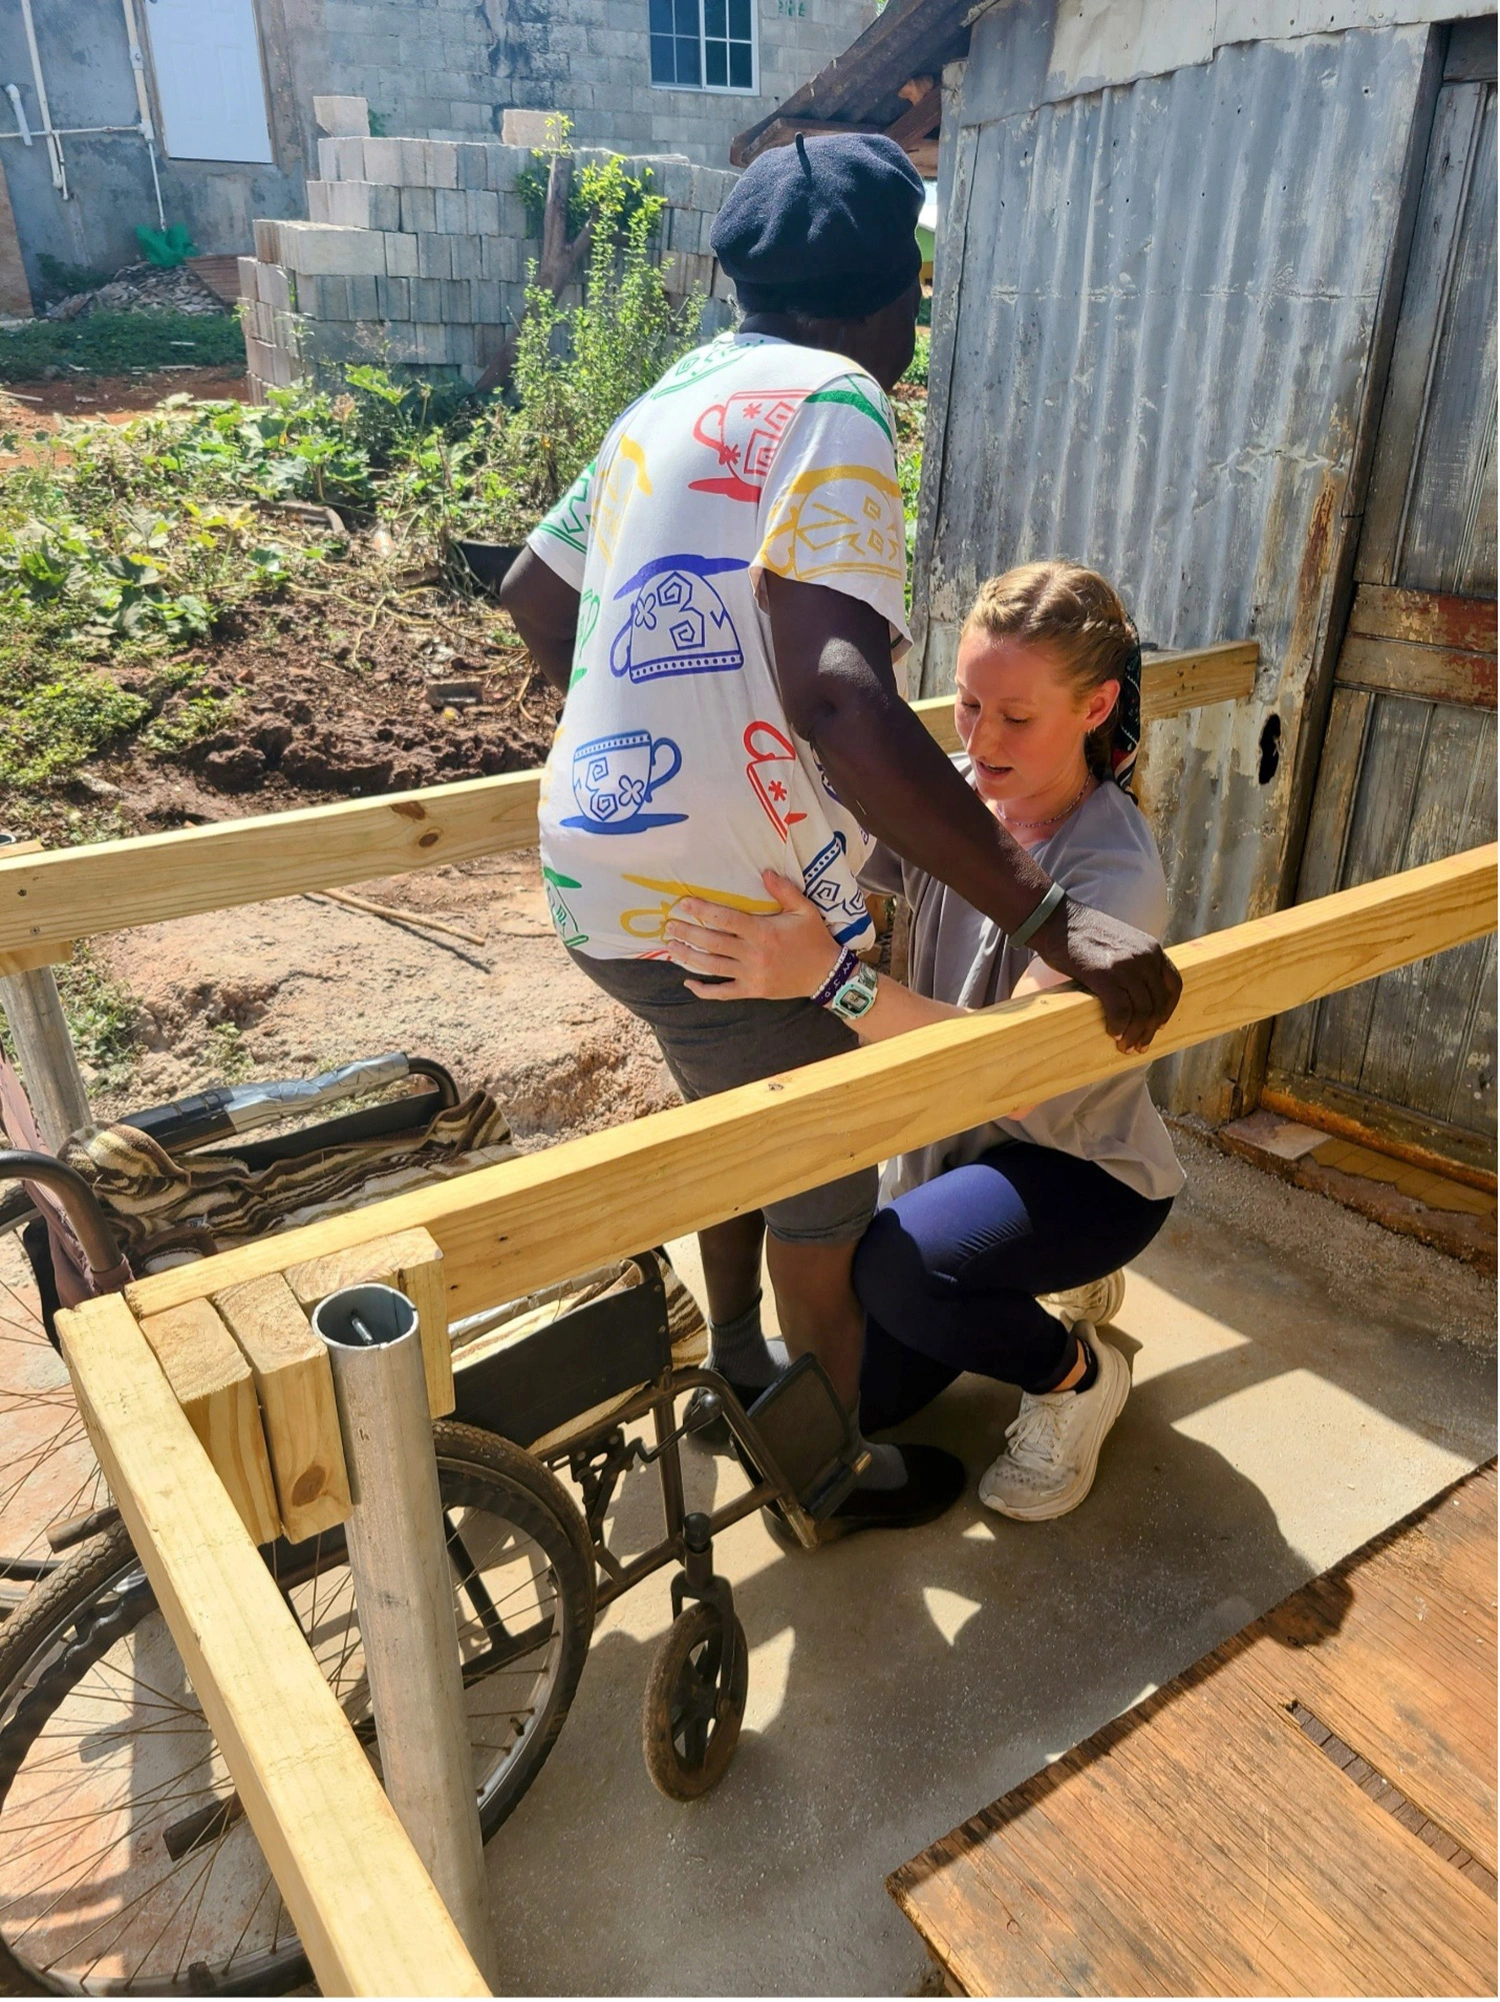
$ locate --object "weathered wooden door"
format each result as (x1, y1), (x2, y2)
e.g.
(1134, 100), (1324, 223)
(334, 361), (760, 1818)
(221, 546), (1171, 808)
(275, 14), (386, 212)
(1265, 27), (1497, 1177)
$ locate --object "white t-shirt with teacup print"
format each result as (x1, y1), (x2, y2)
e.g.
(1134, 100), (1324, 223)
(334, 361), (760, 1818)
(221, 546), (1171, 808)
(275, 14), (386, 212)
(525, 331), (909, 962)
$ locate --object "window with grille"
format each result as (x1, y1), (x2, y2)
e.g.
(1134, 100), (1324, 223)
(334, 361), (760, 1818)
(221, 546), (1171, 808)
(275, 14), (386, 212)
(649, 0), (757, 91)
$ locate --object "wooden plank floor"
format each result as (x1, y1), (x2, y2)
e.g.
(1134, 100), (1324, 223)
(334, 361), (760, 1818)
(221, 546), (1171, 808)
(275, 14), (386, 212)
(890, 1464), (1497, 1997)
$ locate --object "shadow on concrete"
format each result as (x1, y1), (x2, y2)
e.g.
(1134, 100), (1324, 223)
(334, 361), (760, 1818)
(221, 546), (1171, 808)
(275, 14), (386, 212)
(485, 1154), (1496, 1995)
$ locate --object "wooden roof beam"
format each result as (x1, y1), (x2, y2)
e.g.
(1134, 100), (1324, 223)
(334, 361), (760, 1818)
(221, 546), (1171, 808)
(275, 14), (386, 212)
(886, 79), (943, 147)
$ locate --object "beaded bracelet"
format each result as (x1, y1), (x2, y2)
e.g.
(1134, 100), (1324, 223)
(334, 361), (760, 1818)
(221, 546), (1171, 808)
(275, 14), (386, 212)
(811, 946), (860, 1009)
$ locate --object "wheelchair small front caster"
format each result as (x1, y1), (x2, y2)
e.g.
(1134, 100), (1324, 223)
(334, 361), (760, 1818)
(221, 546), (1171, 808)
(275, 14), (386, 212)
(642, 1601), (748, 1800)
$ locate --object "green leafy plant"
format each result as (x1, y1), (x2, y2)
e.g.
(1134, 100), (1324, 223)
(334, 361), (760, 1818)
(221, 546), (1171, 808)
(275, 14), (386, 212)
(0, 666), (150, 789)
(0, 309), (246, 382)
(140, 689), (239, 755)
(57, 946), (141, 1086)
(36, 253), (111, 303)
(0, 942), (141, 1086)
(203, 1021), (256, 1084)
(453, 156), (701, 539)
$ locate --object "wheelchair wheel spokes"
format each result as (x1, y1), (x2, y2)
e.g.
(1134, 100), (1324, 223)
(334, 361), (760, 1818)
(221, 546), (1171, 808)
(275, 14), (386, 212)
(0, 1532), (301, 1994)
(0, 1267), (109, 1595)
(0, 1430), (595, 1992)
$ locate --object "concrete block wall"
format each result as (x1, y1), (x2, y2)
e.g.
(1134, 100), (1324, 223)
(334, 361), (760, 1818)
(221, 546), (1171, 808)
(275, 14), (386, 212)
(498, 0), (880, 163)
(240, 138), (739, 399)
(3, 1), (874, 292)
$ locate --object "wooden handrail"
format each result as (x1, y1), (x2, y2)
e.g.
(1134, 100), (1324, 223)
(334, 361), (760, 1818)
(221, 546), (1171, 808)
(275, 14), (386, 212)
(55, 832), (1492, 2000)
(58, 1290), (490, 1999)
(122, 842), (1496, 1328)
(0, 644), (1256, 963)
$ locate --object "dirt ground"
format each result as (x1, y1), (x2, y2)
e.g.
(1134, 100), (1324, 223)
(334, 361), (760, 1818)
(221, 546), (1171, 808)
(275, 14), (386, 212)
(0, 367), (251, 427)
(90, 850), (675, 1143)
(2, 365), (569, 851)
(65, 584), (557, 838)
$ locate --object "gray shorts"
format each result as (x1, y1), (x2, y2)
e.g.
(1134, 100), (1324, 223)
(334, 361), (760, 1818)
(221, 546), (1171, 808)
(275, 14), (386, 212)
(567, 949), (878, 1244)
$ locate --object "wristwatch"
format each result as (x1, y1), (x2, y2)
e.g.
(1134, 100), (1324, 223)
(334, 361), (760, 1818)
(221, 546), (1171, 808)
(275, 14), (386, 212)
(826, 959), (880, 1024)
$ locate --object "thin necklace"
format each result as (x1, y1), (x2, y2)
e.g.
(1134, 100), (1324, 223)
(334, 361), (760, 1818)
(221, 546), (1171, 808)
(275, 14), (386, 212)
(1002, 774), (1093, 832)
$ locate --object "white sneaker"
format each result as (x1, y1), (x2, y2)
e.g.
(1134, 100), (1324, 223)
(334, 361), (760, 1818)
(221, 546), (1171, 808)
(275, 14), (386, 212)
(978, 1327), (1131, 1521)
(1042, 1269), (1126, 1330)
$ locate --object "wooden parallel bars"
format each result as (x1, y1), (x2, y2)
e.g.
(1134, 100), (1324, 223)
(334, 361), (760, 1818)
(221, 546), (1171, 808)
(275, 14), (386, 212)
(54, 836), (1494, 1999)
(0, 643), (1257, 966)
(117, 842), (1496, 1333)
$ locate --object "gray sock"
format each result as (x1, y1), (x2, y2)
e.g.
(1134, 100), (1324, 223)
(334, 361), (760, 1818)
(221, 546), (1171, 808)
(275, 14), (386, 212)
(707, 1293), (785, 1389)
(852, 1414), (907, 1491)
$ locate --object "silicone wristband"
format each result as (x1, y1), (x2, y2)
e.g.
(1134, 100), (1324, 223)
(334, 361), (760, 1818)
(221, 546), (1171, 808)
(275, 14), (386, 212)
(1008, 880), (1067, 951)
(811, 946), (860, 1008)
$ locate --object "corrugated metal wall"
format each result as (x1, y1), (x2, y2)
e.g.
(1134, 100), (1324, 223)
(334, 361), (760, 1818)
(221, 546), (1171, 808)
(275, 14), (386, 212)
(914, 2), (1435, 1117)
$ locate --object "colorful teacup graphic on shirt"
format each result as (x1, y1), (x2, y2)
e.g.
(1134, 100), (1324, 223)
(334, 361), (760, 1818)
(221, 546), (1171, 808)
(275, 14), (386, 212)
(619, 873), (779, 943)
(609, 554), (745, 683)
(802, 832), (870, 946)
(542, 865), (588, 948)
(744, 719), (807, 840)
(568, 590), (601, 689)
(593, 434), (652, 564)
(760, 462), (905, 587)
(536, 458), (595, 557)
(646, 340), (750, 401)
(690, 390), (809, 502)
(565, 729), (685, 834)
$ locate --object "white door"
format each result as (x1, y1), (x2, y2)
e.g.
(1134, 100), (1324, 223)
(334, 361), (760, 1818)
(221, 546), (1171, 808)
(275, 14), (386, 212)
(145, 0), (274, 163)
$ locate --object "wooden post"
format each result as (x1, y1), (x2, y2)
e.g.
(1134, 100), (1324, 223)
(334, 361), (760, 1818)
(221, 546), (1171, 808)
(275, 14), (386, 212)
(311, 1282), (497, 1987)
(0, 966), (91, 1150)
(57, 1291), (489, 1999)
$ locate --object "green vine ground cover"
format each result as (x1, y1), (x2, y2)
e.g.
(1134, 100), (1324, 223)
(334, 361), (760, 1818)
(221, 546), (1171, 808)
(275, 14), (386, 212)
(0, 309), (249, 383)
(0, 153), (928, 822)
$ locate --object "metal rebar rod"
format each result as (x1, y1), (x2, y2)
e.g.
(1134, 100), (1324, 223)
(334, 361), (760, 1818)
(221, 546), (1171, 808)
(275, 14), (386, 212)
(311, 1283), (496, 1988)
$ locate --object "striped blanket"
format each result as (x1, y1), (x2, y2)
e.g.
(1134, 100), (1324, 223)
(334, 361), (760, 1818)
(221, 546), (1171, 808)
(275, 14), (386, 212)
(60, 1090), (515, 1267)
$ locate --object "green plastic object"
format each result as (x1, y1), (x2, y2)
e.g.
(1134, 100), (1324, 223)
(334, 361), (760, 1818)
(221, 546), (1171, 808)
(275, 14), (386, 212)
(135, 222), (200, 268)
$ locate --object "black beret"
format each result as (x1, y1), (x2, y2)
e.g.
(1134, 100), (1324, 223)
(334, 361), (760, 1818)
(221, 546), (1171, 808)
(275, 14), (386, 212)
(711, 131), (924, 321)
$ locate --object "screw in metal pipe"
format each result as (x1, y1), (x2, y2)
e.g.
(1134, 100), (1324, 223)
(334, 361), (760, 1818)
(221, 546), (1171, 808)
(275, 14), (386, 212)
(312, 1282), (496, 1987)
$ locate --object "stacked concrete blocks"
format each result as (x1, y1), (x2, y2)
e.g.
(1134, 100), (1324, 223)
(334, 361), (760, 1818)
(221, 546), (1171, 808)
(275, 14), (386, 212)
(240, 136), (740, 401)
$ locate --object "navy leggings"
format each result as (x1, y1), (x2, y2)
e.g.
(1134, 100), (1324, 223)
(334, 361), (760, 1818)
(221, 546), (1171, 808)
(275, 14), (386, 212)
(853, 1142), (1174, 1432)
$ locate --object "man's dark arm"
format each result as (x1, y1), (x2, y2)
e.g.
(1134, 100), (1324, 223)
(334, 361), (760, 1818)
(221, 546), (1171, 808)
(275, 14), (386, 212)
(497, 547), (581, 695)
(765, 572), (1182, 1051)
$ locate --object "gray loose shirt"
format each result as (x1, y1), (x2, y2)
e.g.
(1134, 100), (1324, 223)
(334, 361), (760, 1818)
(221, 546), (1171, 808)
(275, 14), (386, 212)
(862, 766), (1185, 1204)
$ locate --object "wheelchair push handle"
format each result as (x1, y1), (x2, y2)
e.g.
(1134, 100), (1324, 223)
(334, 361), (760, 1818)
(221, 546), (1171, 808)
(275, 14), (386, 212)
(0, 1151), (131, 1291)
(118, 1050), (450, 1152)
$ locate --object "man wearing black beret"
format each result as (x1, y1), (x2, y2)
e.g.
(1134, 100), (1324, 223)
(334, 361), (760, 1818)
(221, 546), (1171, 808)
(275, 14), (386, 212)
(502, 132), (1179, 1539)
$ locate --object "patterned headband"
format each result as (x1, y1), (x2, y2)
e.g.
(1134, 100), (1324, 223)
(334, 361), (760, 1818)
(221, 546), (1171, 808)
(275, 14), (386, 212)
(1110, 619), (1143, 796)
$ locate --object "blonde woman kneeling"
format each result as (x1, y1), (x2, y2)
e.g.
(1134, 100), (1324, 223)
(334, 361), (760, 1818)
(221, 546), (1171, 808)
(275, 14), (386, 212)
(663, 563), (1184, 1522)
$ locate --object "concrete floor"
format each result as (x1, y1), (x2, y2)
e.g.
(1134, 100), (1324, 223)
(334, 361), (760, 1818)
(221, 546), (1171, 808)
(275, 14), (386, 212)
(485, 1133), (1496, 1996)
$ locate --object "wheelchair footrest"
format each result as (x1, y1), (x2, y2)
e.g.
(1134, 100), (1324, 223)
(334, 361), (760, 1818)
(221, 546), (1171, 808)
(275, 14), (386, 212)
(744, 1355), (866, 1521)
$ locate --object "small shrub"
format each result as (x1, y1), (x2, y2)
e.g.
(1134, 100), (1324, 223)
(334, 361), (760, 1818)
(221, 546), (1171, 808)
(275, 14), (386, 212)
(203, 1021), (256, 1084)
(453, 156), (702, 539)
(0, 942), (141, 1088)
(57, 946), (141, 1086)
